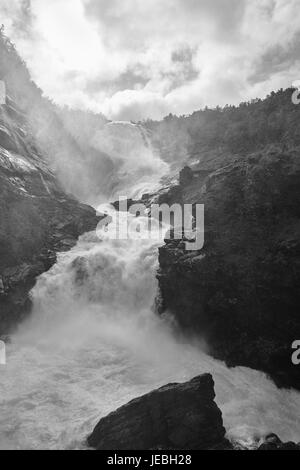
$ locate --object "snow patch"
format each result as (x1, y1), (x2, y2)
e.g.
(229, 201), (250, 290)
(0, 147), (37, 174)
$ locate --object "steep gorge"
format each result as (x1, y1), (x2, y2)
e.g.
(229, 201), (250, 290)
(0, 30), (300, 450)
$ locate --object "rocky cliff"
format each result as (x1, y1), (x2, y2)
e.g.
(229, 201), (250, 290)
(0, 95), (99, 334)
(88, 374), (229, 450)
(157, 148), (300, 390)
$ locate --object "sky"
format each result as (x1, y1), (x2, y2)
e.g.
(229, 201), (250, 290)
(0, 0), (300, 121)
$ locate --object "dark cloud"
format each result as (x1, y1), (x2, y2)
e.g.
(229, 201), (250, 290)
(2, 0), (300, 120)
(84, 44), (199, 99)
(9, 0), (33, 38)
(172, 47), (194, 64)
(249, 33), (300, 85)
(178, 0), (247, 38)
(85, 68), (150, 96)
(84, 0), (247, 48)
(84, 0), (246, 29)
(166, 46), (199, 91)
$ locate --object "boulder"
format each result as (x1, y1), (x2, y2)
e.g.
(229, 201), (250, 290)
(258, 434), (300, 451)
(88, 374), (229, 450)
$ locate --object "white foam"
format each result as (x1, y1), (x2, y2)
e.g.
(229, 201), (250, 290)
(1, 222), (299, 450)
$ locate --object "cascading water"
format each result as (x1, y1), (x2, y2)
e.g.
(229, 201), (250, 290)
(91, 121), (169, 200)
(1, 211), (300, 450)
(0, 133), (299, 450)
(48, 119), (169, 206)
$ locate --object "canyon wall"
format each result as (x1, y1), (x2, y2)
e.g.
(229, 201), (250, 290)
(157, 148), (300, 389)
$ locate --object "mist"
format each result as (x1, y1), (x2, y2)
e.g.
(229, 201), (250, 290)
(2, 220), (300, 449)
(0, 0), (299, 453)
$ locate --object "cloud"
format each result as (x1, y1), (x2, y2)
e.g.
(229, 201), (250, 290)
(0, 0), (33, 37)
(0, 0), (300, 120)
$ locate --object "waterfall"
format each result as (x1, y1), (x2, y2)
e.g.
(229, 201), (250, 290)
(89, 121), (169, 202)
(0, 212), (300, 450)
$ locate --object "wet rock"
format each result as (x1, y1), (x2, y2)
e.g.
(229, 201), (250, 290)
(179, 166), (194, 186)
(88, 374), (229, 450)
(0, 276), (5, 294)
(157, 150), (300, 390)
(258, 434), (300, 450)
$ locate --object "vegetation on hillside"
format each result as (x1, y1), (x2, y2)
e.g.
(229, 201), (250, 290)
(144, 88), (300, 165)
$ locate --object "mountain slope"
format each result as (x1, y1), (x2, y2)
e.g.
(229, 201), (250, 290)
(0, 32), (100, 334)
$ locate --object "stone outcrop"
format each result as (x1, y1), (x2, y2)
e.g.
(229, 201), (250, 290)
(88, 373), (300, 451)
(88, 374), (229, 450)
(157, 149), (300, 390)
(88, 374), (300, 451)
(258, 434), (300, 451)
(0, 96), (99, 334)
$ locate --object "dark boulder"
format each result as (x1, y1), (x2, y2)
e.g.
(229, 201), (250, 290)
(88, 374), (229, 450)
(258, 434), (300, 450)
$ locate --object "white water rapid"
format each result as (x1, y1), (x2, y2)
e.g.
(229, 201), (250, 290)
(0, 130), (299, 450)
(1, 219), (300, 450)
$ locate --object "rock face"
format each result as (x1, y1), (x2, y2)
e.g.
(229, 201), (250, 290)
(157, 149), (300, 390)
(88, 374), (227, 450)
(0, 96), (99, 334)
